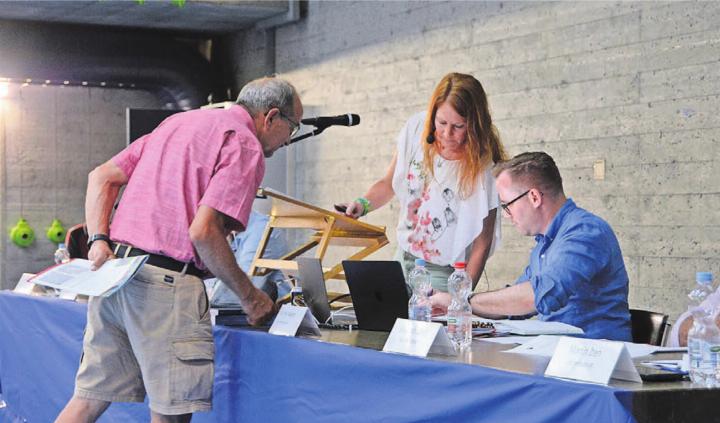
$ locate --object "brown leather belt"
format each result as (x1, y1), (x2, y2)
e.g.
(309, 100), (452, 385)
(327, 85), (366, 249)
(112, 242), (205, 278)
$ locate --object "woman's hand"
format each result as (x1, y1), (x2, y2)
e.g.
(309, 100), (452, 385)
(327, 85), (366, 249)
(337, 200), (365, 219)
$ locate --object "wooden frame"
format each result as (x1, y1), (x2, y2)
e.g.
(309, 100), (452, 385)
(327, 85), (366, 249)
(248, 188), (389, 281)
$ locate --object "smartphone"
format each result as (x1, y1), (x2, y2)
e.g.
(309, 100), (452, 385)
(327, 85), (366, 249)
(334, 204), (348, 213)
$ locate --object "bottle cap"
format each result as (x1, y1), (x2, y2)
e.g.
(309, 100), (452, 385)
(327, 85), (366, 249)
(414, 258), (426, 267)
(453, 262), (466, 269)
(697, 272), (713, 284)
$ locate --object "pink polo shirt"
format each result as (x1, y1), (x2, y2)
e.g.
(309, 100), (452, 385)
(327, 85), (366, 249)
(109, 105), (265, 269)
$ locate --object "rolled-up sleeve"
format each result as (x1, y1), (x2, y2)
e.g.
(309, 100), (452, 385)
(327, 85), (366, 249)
(532, 221), (610, 315)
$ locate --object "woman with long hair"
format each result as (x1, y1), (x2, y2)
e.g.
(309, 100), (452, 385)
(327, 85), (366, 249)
(341, 72), (507, 291)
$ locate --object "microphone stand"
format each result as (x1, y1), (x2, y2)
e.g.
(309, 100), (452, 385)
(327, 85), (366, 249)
(287, 125), (329, 145)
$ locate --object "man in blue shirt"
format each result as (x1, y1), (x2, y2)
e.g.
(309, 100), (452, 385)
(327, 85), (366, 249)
(431, 152), (631, 341)
(207, 208), (291, 307)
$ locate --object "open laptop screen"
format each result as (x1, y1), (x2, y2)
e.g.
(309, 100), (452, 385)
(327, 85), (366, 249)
(342, 260), (409, 331)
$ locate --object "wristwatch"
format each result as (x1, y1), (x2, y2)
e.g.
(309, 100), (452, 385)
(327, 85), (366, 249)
(87, 233), (111, 248)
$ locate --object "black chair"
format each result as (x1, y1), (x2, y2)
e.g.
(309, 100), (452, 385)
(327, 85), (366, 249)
(630, 309), (669, 346)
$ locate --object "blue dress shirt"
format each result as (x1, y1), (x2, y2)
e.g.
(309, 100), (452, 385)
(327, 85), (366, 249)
(209, 211), (289, 306)
(515, 199), (632, 341)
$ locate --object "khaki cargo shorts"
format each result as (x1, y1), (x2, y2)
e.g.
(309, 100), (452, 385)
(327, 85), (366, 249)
(74, 264), (214, 415)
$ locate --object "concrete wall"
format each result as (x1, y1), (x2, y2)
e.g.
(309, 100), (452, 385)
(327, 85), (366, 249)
(236, 1), (719, 321)
(0, 84), (163, 289)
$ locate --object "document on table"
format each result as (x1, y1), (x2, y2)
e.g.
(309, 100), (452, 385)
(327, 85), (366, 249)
(493, 319), (584, 336)
(432, 316), (584, 336)
(30, 256), (148, 297)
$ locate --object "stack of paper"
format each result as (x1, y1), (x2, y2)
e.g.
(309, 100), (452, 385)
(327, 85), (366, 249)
(494, 320), (584, 336)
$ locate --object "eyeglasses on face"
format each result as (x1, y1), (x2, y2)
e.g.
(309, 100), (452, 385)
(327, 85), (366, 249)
(500, 189), (531, 215)
(278, 111), (300, 137)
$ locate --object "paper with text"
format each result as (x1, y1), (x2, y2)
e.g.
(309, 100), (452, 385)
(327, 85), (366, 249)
(383, 318), (456, 357)
(30, 256), (148, 297)
(269, 304), (321, 337)
(544, 336), (641, 384)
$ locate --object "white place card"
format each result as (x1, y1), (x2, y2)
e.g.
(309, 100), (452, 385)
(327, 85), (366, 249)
(383, 318), (456, 357)
(545, 336), (642, 384)
(13, 273), (41, 295)
(268, 304), (321, 337)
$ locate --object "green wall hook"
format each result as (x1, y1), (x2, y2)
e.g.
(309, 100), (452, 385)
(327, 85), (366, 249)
(9, 218), (35, 248)
(46, 219), (66, 243)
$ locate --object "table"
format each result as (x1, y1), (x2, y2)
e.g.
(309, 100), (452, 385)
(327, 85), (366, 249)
(0, 291), (716, 423)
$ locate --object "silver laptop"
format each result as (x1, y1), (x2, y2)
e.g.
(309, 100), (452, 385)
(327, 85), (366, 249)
(296, 257), (332, 323)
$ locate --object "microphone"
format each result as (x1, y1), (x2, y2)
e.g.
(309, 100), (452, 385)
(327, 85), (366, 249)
(301, 114), (360, 128)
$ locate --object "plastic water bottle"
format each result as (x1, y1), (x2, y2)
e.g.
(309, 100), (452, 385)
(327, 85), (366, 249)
(688, 271), (714, 384)
(408, 259), (431, 322)
(702, 309), (720, 387)
(54, 243), (71, 265)
(447, 262), (472, 351)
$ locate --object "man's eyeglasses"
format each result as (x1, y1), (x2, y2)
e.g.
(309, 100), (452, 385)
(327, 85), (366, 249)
(278, 111), (301, 137)
(500, 189), (531, 215)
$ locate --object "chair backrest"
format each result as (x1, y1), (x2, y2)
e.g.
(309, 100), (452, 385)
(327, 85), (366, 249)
(630, 308), (669, 346)
(64, 223), (89, 259)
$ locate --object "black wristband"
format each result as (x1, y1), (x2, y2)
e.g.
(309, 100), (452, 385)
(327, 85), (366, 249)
(467, 292), (479, 305)
(87, 233), (111, 248)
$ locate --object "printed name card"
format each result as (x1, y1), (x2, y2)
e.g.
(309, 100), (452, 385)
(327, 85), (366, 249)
(545, 336), (641, 384)
(269, 304), (321, 337)
(383, 318), (456, 357)
(13, 273), (41, 295)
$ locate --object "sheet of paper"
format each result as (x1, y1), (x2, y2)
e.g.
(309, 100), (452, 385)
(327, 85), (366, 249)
(480, 336), (536, 345)
(640, 359), (688, 373)
(30, 256), (148, 297)
(504, 335), (562, 356)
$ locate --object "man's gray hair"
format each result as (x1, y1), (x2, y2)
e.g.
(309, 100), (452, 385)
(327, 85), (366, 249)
(236, 77), (297, 117)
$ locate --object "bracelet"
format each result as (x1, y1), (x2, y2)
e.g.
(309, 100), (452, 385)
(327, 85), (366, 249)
(467, 292), (479, 306)
(356, 197), (371, 216)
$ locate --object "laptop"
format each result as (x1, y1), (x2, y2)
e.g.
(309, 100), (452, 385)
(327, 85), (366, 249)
(296, 257), (332, 324)
(342, 260), (409, 331)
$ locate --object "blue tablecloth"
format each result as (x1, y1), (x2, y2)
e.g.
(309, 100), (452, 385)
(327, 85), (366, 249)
(0, 291), (635, 423)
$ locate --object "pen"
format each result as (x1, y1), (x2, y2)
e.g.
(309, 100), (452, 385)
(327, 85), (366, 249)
(647, 363), (687, 374)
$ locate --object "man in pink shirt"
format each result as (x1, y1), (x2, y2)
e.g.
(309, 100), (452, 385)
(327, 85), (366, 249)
(56, 77), (303, 423)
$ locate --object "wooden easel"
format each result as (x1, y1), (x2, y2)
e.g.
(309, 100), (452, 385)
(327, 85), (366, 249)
(248, 188), (388, 281)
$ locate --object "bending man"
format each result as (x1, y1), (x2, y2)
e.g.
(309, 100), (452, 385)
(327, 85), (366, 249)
(56, 77), (303, 422)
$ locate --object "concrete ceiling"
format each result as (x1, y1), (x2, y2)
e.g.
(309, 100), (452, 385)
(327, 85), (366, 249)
(0, 0), (293, 34)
